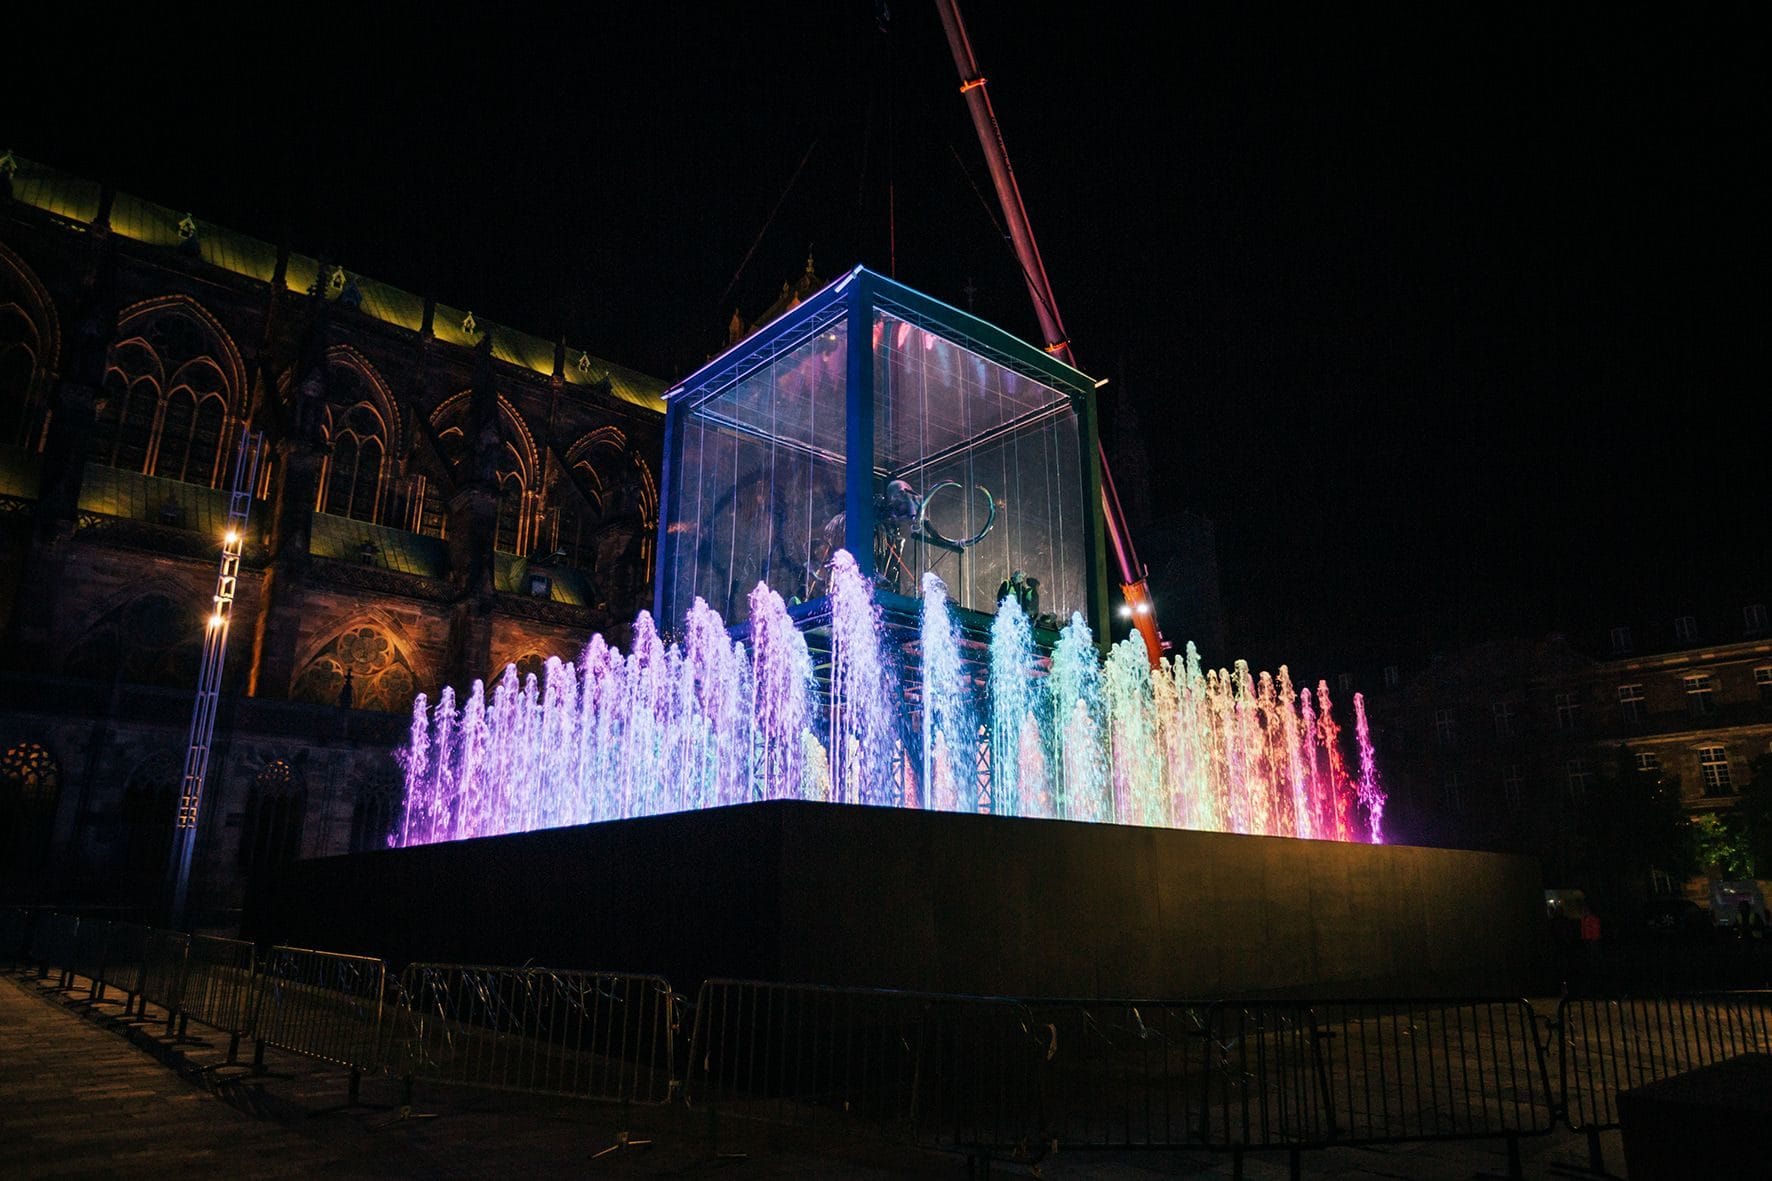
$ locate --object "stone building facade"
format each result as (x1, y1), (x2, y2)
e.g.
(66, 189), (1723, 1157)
(0, 154), (665, 924)
(1365, 601), (1772, 904)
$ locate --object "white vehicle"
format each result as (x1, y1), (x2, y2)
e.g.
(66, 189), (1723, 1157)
(1709, 880), (1767, 925)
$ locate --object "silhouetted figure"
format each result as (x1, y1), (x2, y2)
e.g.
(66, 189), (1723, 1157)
(997, 570), (1038, 616)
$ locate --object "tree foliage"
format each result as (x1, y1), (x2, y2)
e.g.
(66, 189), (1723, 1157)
(1580, 745), (1696, 907)
(1734, 753), (1772, 875)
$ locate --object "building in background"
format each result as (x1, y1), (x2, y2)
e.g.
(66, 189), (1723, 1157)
(0, 154), (665, 922)
(1362, 598), (1772, 906)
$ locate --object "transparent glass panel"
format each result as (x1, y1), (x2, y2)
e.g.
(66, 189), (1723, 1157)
(872, 312), (1086, 624)
(662, 317), (849, 628)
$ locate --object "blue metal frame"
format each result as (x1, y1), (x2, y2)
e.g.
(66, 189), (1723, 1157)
(843, 271), (877, 584)
(654, 265), (1106, 636)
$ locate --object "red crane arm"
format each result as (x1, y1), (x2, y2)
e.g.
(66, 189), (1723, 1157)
(934, 0), (1168, 665)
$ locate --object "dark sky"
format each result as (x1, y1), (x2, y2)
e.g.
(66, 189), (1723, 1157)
(6, 3), (1766, 674)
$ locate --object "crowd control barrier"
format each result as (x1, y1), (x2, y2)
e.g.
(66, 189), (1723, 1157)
(686, 979), (932, 1150)
(176, 935), (257, 1061)
(34, 912), (78, 987)
(12, 920), (1772, 1179)
(685, 981), (1559, 1175)
(90, 922), (151, 1008)
(252, 945), (390, 1102)
(1557, 991), (1772, 1170)
(134, 929), (189, 1022)
(70, 918), (109, 993)
(1, 906), (37, 969)
(398, 964), (677, 1105)
(1291, 999), (1554, 1158)
(923, 997), (1217, 1155)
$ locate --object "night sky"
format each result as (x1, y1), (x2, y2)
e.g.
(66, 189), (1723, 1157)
(6, 3), (1766, 676)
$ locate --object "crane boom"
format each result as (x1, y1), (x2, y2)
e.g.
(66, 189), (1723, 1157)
(934, 0), (1168, 665)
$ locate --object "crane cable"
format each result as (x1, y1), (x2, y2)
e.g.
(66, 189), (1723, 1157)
(715, 137), (820, 318)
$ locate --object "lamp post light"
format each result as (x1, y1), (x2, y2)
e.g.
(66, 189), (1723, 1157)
(167, 425), (263, 929)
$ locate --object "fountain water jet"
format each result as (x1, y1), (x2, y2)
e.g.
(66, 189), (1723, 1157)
(396, 550), (1385, 846)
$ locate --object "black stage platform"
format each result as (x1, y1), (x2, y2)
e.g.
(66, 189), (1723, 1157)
(249, 801), (1542, 997)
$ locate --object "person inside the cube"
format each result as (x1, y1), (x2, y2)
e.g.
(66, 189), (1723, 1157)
(807, 478), (996, 599)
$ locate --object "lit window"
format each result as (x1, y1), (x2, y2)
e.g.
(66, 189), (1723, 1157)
(1491, 701), (1516, 740)
(1747, 604), (1769, 635)
(1674, 615), (1698, 644)
(1618, 683), (1646, 725)
(1610, 626), (1633, 655)
(1634, 751), (1660, 773)
(1685, 674), (1716, 717)
(1383, 665), (1399, 689)
(1756, 667), (1772, 706)
(1565, 758), (1590, 802)
(1434, 708), (1456, 746)
(1502, 765), (1523, 812)
(1556, 692), (1580, 731)
(1444, 770), (1464, 813)
(1699, 747), (1733, 796)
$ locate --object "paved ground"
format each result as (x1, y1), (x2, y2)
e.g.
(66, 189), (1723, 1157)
(0, 972), (1626, 1179)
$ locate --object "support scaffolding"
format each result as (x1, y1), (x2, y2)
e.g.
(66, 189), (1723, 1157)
(168, 425), (264, 926)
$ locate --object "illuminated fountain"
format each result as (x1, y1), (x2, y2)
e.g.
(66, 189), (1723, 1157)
(399, 550), (1383, 845)
(397, 268), (1384, 847)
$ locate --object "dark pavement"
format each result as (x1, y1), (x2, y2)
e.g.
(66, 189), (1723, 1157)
(0, 973), (1624, 1179)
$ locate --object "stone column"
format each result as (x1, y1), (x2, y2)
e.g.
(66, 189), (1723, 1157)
(247, 309), (331, 698)
(5, 229), (117, 669)
(441, 334), (499, 688)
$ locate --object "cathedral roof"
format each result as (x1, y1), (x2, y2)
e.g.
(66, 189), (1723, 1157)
(310, 511), (450, 579)
(4, 154), (667, 414)
(77, 464), (236, 538)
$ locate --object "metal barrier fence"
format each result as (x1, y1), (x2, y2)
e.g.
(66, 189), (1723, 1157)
(398, 964), (677, 1105)
(70, 919), (110, 995)
(1558, 992), (1772, 1134)
(91, 922), (150, 1007)
(685, 981), (1557, 1172)
(10, 925), (1772, 1171)
(1296, 999), (1553, 1147)
(134, 929), (190, 1021)
(0, 906), (35, 969)
(252, 945), (389, 1100)
(34, 912), (78, 986)
(1198, 1001), (1331, 1151)
(925, 997), (1216, 1153)
(176, 935), (257, 1061)
(686, 979), (932, 1147)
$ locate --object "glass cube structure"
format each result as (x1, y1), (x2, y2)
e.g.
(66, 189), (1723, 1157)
(656, 267), (1107, 636)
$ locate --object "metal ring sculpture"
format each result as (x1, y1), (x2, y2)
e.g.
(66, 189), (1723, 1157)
(915, 480), (996, 552)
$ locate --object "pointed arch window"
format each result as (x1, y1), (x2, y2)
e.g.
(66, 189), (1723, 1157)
(93, 299), (243, 486)
(0, 243), (59, 448)
(104, 355), (161, 474)
(0, 303), (41, 445)
(153, 384), (227, 484)
(1, 742), (61, 877)
(317, 355), (396, 523)
(495, 468), (525, 554)
(431, 391), (537, 553)
(239, 760), (306, 873)
(350, 763), (403, 853)
(120, 754), (179, 876)
(325, 405), (387, 522)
